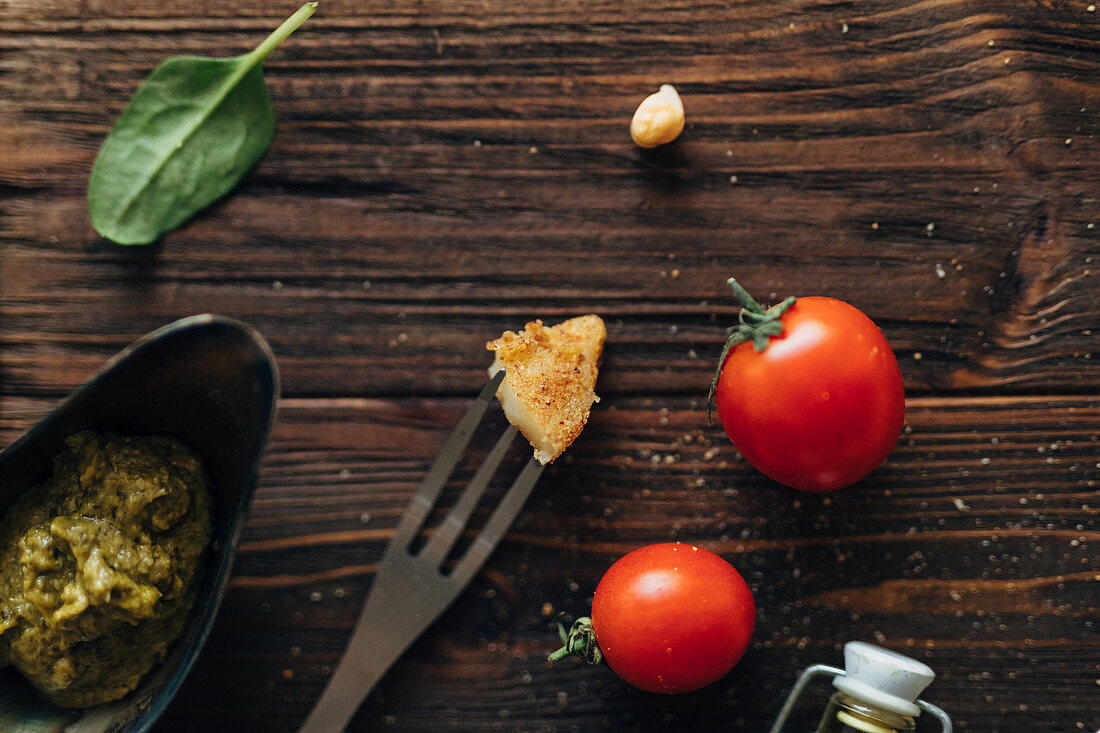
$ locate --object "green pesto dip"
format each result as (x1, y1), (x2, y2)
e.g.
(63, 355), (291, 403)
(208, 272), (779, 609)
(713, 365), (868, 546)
(0, 430), (212, 709)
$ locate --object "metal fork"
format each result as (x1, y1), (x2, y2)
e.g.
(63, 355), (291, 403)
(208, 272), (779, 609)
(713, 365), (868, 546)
(299, 370), (543, 732)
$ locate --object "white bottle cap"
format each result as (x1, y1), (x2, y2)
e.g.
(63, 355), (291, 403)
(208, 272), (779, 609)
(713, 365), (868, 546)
(833, 641), (936, 718)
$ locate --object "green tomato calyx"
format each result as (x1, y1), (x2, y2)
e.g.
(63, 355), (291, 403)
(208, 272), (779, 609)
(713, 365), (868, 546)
(547, 616), (602, 666)
(707, 278), (797, 424)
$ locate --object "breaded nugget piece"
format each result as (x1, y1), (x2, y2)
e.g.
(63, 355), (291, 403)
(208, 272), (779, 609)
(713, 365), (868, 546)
(487, 315), (606, 464)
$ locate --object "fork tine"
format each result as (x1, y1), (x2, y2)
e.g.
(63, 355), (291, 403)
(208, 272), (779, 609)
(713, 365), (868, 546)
(418, 425), (518, 566)
(389, 369), (506, 548)
(447, 456), (544, 581)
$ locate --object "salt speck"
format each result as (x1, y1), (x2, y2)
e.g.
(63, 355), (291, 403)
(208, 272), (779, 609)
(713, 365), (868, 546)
(954, 498), (971, 512)
(841, 22), (849, 33)
(309, 591), (322, 602)
(935, 264), (946, 279)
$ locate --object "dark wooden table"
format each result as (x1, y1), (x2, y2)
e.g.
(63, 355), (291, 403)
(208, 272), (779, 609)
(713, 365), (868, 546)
(1, 0), (1097, 730)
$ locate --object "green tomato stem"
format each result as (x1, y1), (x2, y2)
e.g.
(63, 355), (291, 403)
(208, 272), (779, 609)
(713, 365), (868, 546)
(249, 2), (318, 63)
(727, 277), (767, 315)
(706, 278), (797, 424)
(547, 617), (603, 666)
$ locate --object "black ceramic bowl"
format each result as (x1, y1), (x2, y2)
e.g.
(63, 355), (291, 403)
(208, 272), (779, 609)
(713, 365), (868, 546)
(0, 315), (278, 733)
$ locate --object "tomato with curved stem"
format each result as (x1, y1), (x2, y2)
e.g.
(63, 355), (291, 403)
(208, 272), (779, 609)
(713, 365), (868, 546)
(710, 279), (905, 492)
(550, 543), (755, 694)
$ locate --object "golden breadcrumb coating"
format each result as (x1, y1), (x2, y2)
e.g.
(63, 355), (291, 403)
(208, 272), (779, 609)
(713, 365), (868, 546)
(486, 315), (605, 464)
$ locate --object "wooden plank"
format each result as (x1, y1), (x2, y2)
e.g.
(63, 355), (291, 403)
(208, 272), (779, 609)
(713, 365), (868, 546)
(1, 394), (1095, 731)
(1, 0), (1096, 398)
(0, 0), (1097, 729)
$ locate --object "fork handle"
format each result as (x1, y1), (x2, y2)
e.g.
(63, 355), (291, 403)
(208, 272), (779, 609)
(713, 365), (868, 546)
(298, 611), (411, 733)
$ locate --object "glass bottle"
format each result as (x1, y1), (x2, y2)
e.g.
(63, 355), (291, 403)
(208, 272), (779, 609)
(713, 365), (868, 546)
(770, 642), (952, 733)
(815, 691), (917, 732)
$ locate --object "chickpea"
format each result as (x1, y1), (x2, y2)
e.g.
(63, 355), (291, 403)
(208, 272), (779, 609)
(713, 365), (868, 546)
(630, 84), (684, 148)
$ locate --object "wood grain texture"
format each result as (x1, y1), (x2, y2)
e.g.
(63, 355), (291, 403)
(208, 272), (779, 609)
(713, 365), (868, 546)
(0, 395), (1096, 732)
(1, 0), (1097, 398)
(0, 0), (1097, 730)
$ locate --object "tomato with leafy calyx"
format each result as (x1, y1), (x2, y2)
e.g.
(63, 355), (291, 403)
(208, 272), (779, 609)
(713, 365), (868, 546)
(549, 543), (755, 694)
(709, 278), (905, 492)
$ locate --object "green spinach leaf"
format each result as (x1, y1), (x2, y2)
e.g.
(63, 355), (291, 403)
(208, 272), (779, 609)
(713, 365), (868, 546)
(87, 2), (317, 245)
